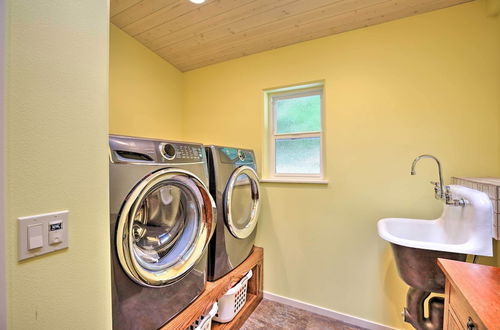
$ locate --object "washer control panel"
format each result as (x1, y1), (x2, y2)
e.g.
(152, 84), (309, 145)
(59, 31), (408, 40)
(159, 143), (204, 162)
(109, 135), (206, 164)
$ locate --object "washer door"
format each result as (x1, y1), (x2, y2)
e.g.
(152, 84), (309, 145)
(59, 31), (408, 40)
(223, 166), (261, 239)
(116, 168), (216, 287)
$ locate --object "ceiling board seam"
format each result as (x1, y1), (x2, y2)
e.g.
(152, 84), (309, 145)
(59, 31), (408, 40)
(120, 0), (213, 32)
(117, 0), (181, 29)
(111, 0), (143, 18)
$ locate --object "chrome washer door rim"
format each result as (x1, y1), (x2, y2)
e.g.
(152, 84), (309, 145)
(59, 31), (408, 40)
(116, 168), (216, 287)
(223, 166), (260, 239)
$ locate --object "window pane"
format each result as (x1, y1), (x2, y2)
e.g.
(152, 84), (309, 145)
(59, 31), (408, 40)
(275, 94), (321, 134)
(275, 137), (320, 174)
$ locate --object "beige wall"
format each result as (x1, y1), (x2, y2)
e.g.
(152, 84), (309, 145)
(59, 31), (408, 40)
(109, 24), (184, 140)
(181, 1), (500, 328)
(5, 0), (111, 329)
(0, 0), (6, 328)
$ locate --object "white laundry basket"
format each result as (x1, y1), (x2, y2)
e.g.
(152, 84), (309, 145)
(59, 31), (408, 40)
(213, 270), (253, 323)
(187, 302), (218, 330)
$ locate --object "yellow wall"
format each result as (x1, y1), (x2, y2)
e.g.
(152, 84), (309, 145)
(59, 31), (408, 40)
(5, 0), (111, 329)
(181, 1), (500, 328)
(109, 24), (184, 140)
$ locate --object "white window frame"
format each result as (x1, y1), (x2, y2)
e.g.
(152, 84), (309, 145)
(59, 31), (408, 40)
(263, 82), (327, 184)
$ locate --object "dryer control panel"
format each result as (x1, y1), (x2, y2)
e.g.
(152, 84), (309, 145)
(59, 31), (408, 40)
(217, 147), (255, 165)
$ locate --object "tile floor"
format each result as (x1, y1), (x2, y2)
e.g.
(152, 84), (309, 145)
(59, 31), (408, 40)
(240, 299), (367, 330)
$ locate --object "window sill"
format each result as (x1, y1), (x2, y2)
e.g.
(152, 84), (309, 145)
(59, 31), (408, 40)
(260, 178), (329, 184)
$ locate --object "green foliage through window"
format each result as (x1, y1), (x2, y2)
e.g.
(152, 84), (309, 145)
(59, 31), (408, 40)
(275, 137), (320, 174)
(275, 94), (321, 134)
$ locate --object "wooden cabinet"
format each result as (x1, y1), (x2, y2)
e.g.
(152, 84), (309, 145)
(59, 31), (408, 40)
(444, 281), (486, 329)
(447, 311), (463, 330)
(438, 259), (500, 330)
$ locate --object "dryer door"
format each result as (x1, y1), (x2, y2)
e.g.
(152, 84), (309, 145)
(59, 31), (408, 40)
(116, 168), (216, 287)
(223, 166), (261, 239)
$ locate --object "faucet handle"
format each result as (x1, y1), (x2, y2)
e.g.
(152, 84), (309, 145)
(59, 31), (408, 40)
(430, 181), (441, 200)
(444, 185), (467, 206)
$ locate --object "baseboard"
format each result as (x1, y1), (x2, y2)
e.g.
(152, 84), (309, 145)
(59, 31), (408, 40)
(263, 292), (395, 330)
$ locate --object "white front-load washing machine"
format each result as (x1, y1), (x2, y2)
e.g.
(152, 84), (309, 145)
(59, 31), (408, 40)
(109, 135), (216, 330)
(205, 146), (261, 281)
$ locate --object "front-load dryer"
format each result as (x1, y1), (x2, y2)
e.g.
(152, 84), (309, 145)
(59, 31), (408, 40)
(109, 135), (216, 330)
(206, 146), (261, 281)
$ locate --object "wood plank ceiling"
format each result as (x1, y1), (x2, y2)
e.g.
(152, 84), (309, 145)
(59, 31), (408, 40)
(110, 0), (472, 72)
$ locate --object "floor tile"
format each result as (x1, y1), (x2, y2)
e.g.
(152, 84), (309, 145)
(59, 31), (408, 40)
(240, 299), (367, 330)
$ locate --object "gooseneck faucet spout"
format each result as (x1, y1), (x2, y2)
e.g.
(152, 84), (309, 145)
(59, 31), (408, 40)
(410, 154), (445, 200)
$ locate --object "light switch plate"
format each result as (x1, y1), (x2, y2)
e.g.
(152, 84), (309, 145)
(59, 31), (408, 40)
(27, 224), (43, 250)
(18, 211), (69, 261)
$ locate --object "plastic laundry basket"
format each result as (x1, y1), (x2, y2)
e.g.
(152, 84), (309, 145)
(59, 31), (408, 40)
(213, 270), (253, 323)
(187, 302), (218, 330)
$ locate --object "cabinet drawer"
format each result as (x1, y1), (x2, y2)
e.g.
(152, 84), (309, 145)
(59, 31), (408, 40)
(447, 308), (463, 330)
(449, 285), (486, 330)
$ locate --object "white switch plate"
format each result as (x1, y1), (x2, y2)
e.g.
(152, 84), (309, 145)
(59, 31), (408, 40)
(27, 224), (43, 250)
(18, 211), (69, 261)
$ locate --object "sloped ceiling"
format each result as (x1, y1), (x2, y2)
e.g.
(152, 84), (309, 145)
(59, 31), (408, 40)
(110, 0), (472, 71)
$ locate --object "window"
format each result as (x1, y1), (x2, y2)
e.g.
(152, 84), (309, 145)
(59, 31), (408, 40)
(265, 83), (325, 183)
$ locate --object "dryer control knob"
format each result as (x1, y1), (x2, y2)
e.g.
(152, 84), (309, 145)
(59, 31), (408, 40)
(237, 150), (245, 161)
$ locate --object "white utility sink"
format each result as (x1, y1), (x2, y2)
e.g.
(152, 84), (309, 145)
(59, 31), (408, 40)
(378, 185), (493, 256)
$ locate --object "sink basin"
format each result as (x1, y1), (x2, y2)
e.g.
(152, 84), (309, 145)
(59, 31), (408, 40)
(378, 185), (493, 257)
(378, 185), (493, 330)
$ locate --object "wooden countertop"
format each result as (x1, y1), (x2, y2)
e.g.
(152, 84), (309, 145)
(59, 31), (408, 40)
(438, 259), (500, 329)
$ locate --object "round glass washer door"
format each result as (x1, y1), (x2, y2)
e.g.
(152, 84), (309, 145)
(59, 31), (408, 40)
(223, 166), (260, 239)
(116, 168), (216, 287)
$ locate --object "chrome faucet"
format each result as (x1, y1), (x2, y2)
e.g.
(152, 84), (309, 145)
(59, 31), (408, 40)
(411, 154), (445, 200)
(410, 154), (466, 206)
